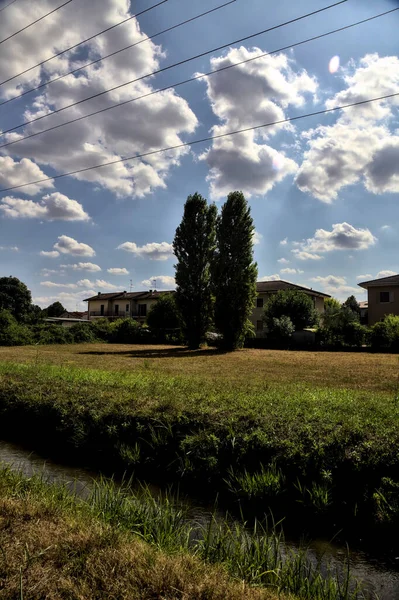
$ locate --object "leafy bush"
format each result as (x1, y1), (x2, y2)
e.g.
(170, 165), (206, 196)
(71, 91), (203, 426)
(147, 294), (181, 341)
(263, 290), (318, 332)
(371, 314), (399, 350)
(318, 305), (367, 347)
(70, 323), (98, 343)
(267, 316), (295, 341)
(0, 310), (33, 346)
(90, 318), (113, 341)
(33, 324), (73, 345)
(109, 318), (147, 344)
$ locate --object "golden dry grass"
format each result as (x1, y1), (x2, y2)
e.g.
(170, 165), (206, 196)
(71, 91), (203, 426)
(0, 494), (282, 600)
(0, 343), (398, 392)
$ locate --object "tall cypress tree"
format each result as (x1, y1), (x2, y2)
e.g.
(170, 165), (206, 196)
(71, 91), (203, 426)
(173, 193), (217, 349)
(213, 191), (258, 350)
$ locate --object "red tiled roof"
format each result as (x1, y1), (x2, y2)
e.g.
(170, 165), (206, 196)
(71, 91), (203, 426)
(256, 280), (330, 298)
(84, 290), (175, 301)
(358, 274), (399, 289)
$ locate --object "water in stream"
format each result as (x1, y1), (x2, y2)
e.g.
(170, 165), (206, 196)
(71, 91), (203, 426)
(1, 439), (398, 599)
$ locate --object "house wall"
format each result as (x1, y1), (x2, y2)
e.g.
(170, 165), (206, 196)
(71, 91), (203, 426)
(367, 286), (399, 325)
(250, 291), (326, 337)
(88, 299), (111, 319)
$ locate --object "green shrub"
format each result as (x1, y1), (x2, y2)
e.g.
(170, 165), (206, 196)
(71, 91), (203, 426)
(69, 322), (98, 343)
(267, 316), (295, 342)
(263, 290), (318, 332)
(0, 309), (33, 346)
(371, 314), (399, 350)
(109, 318), (146, 344)
(33, 324), (73, 345)
(90, 318), (113, 341)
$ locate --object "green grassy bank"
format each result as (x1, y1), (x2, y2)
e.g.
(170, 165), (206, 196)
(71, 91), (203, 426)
(0, 466), (363, 599)
(0, 361), (398, 544)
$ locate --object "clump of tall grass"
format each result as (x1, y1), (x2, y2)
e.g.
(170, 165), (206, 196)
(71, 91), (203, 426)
(225, 463), (286, 501)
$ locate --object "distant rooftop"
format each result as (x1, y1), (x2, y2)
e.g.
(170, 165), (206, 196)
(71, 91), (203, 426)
(84, 290), (174, 302)
(256, 280), (330, 298)
(358, 274), (399, 289)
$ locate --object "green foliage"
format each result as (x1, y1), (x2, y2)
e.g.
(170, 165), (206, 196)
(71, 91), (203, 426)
(318, 303), (365, 347)
(45, 301), (66, 317)
(263, 290), (318, 332)
(267, 315), (295, 341)
(324, 297), (341, 311)
(213, 191), (258, 350)
(69, 323), (98, 343)
(90, 317), (113, 341)
(109, 318), (147, 344)
(342, 295), (361, 316)
(0, 276), (32, 321)
(371, 314), (399, 350)
(173, 193), (217, 349)
(226, 464), (286, 501)
(0, 309), (33, 346)
(147, 294), (181, 340)
(33, 324), (73, 345)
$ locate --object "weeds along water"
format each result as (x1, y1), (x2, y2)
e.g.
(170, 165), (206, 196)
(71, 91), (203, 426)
(0, 465), (364, 600)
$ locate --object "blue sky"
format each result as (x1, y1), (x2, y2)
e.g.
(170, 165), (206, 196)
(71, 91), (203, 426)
(0, 0), (398, 309)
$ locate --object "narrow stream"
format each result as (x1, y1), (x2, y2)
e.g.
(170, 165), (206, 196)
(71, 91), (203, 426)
(1, 439), (399, 599)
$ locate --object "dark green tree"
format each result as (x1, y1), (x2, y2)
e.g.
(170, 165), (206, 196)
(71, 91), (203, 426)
(173, 193), (217, 349)
(45, 301), (66, 317)
(213, 191), (258, 350)
(342, 295), (361, 317)
(0, 276), (32, 321)
(263, 289), (318, 332)
(147, 294), (181, 338)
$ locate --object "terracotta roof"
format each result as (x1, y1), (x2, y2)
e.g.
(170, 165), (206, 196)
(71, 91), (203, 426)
(358, 274), (399, 289)
(84, 290), (175, 301)
(256, 280), (330, 298)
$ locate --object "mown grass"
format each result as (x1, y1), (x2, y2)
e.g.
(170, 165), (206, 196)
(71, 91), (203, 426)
(0, 361), (398, 540)
(0, 466), (363, 600)
(0, 342), (398, 392)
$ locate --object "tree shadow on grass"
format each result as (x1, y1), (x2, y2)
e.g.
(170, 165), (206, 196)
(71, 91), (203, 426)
(79, 347), (228, 359)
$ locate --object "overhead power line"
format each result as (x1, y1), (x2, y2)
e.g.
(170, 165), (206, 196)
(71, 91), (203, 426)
(1, 91), (397, 194)
(0, 0), (74, 46)
(0, 0), (347, 136)
(0, 0), (19, 13)
(0, 0), (236, 107)
(0, 5), (395, 151)
(0, 0), (169, 87)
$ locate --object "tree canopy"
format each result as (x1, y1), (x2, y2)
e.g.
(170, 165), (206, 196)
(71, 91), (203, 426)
(213, 191), (258, 350)
(173, 193), (217, 349)
(147, 294), (181, 336)
(0, 276), (32, 321)
(45, 301), (66, 317)
(263, 289), (318, 332)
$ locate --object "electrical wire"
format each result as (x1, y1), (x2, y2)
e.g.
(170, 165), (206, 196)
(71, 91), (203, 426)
(0, 0), (169, 87)
(1, 6), (395, 150)
(0, 0), (236, 107)
(0, 0), (74, 46)
(0, 0), (18, 13)
(0, 0), (347, 135)
(1, 91), (397, 194)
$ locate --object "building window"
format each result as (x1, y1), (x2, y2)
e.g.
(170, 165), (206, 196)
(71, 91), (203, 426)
(126, 304), (129, 313)
(138, 304), (147, 317)
(114, 304), (119, 316)
(380, 291), (391, 303)
(256, 320), (263, 331)
(256, 297), (264, 308)
(100, 305), (104, 316)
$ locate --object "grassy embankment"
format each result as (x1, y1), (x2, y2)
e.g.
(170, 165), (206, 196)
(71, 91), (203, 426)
(0, 345), (398, 543)
(0, 465), (363, 600)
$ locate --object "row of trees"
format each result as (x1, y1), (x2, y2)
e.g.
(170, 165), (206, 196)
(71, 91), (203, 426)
(173, 191), (257, 350)
(0, 276), (67, 322)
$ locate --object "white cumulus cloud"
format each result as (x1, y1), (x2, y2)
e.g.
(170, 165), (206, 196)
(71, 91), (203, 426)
(60, 262), (102, 272)
(280, 268), (304, 275)
(40, 250), (59, 258)
(197, 48), (317, 199)
(259, 274), (280, 282)
(118, 241), (173, 261)
(0, 192), (89, 221)
(0, 156), (53, 196)
(107, 268), (129, 275)
(141, 275), (176, 289)
(296, 54), (399, 201)
(293, 223), (376, 258)
(377, 270), (397, 278)
(53, 235), (95, 257)
(0, 0), (198, 198)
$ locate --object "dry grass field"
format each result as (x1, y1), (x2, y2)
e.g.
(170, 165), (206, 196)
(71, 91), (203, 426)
(0, 343), (398, 393)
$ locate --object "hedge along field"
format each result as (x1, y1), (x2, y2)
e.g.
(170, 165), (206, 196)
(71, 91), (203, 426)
(0, 361), (399, 545)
